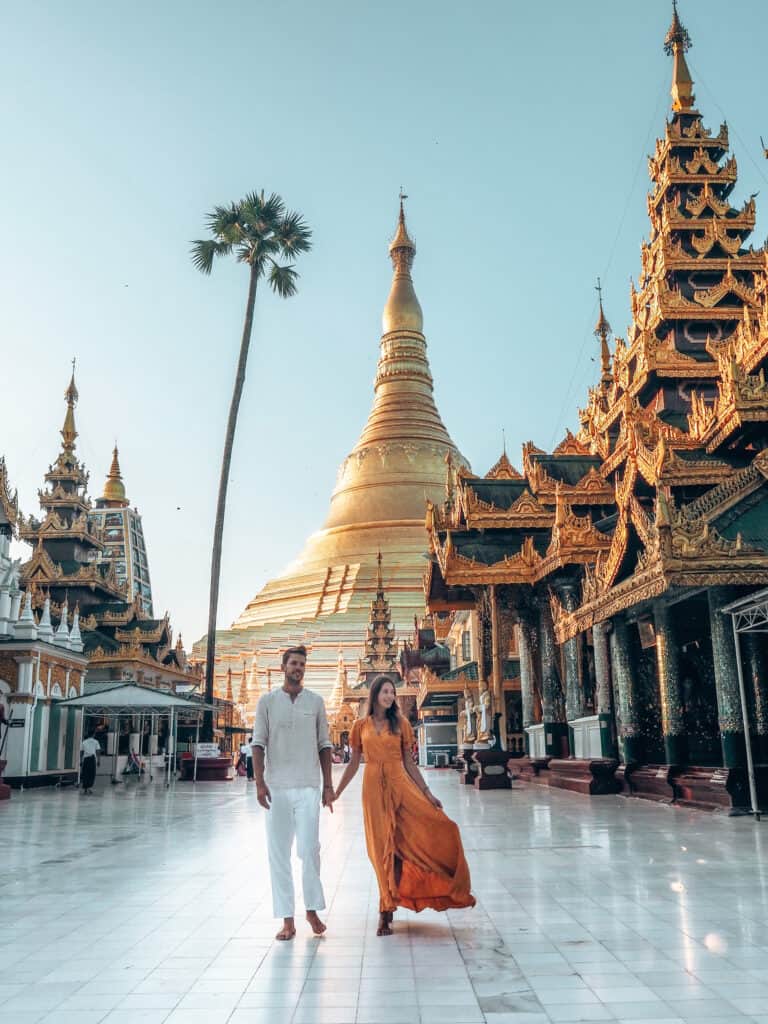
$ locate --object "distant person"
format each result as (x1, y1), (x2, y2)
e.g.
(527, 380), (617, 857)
(252, 645), (335, 941)
(80, 729), (102, 794)
(239, 740), (254, 779)
(333, 675), (475, 936)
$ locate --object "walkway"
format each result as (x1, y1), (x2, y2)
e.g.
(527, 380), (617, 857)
(1, 770), (768, 1024)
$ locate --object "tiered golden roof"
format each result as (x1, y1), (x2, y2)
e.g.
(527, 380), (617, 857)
(426, 2), (768, 653)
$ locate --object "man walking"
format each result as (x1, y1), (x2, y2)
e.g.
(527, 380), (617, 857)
(252, 645), (335, 940)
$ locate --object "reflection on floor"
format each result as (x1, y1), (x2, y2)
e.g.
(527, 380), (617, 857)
(1, 770), (768, 1024)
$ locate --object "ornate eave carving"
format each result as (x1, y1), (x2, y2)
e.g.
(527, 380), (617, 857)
(20, 544), (65, 584)
(552, 430), (591, 456)
(438, 532), (544, 586)
(462, 485), (553, 530)
(485, 452), (523, 479)
(0, 458), (19, 533)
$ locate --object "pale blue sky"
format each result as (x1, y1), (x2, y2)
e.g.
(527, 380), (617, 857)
(2, 0), (767, 645)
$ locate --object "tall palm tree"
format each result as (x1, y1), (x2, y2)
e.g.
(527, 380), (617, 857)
(191, 192), (312, 741)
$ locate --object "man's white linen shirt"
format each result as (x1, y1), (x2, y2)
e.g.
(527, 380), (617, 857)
(80, 737), (101, 758)
(252, 688), (332, 789)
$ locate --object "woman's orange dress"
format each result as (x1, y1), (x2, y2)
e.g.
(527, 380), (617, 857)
(349, 716), (476, 914)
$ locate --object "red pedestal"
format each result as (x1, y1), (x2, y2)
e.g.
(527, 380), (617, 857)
(547, 758), (621, 796)
(0, 759), (10, 801)
(457, 746), (478, 785)
(179, 755), (234, 782)
(623, 763), (676, 803)
(473, 749), (512, 790)
(509, 756), (551, 784)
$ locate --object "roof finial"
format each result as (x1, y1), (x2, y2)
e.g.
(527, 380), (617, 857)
(61, 362), (79, 453)
(102, 444), (128, 506)
(594, 278), (613, 387)
(502, 427), (507, 456)
(664, 1), (695, 112)
(383, 193), (421, 333)
(376, 550), (384, 592)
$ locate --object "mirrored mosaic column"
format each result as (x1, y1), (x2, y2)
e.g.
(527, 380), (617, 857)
(609, 614), (642, 763)
(538, 599), (567, 757)
(707, 586), (746, 768)
(561, 585), (584, 753)
(517, 615), (536, 754)
(593, 621), (618, 758)
(743, 634), (768, 762)
(653, 600), (688, 765)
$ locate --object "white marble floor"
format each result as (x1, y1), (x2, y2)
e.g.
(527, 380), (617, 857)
(1, 770), (768, 1024)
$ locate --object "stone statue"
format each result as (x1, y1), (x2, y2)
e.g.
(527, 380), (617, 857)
(476, 687), (492, 743)
(462, 688), (476, 744)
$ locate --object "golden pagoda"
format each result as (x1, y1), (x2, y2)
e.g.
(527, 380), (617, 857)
(198, 200), (468, 702)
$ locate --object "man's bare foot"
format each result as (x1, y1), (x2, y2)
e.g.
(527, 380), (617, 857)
(276, 917), (296, 941)
(376, 911), (393, 936)
(306, 910), (326, 935)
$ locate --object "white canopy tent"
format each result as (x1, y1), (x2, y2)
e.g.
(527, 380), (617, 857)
(56, 683), (216, 786)
(721, 589), (768, 821)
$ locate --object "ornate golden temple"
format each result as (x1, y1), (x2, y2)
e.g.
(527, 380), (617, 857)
(197, 200), (468, 702)
(420, 4), (768, 811)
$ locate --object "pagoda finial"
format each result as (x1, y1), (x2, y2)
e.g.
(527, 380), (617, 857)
(61, 361), (79, 453)
(594, 278), (613, 387)
(664, 1), (695, 112)
(382, 193), (423, 334)
(102, 444), (128, 506)
(376, 550), (384, 593)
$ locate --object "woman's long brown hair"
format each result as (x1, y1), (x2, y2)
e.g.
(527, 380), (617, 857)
(366, 675), (401, 734)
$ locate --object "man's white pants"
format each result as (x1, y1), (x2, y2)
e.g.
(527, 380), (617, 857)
(266, 786), (325, 919)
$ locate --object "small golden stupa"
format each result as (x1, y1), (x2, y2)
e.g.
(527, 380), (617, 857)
(201, 200), (468, 702)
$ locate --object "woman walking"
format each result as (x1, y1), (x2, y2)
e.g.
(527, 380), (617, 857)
(333, 675), (475, 935)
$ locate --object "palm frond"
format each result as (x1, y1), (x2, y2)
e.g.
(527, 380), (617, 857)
(268, 262), (299, 298)
(206, 202), (242, 238)
(243, 191), (285, 226)
(190, 238), (232, 274)
(278, 211), (313, 257)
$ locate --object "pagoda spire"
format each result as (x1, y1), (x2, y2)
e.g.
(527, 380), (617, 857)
(359, 552), (399, 684)
(382, 190), (422, 336)
(247, 654), (262, 700)
(61, 361), (79, 453)
(594, 278), (613, 389)
(225, 666), (234, 702)
(101, 444), (129, 507)
(664, 1), (695, 112)
(329, 650), (348, 712)
(237, 661), (248, 704)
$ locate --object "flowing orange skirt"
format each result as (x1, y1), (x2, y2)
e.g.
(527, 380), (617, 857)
(361, 761), (476, 914)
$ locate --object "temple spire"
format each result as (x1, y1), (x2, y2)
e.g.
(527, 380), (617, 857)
(102, 445), (128, 507)
(594, 278), (613, 388)
(382, 191), (423, 334)
(359, 551), (399, 684)
(664, 1), (695, 112)
(61, 361), (79, 453)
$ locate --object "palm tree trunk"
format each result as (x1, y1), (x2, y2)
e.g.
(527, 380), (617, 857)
(202, 263), (259, 742)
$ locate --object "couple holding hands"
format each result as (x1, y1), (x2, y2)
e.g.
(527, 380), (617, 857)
(252, 645), (475, 940)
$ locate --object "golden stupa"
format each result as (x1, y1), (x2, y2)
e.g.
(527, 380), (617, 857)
(202, 201), (468, 702)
